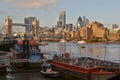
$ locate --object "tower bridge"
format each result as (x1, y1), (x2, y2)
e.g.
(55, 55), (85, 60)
(12, 23), (33, 26)
(5, 16), (40, 38)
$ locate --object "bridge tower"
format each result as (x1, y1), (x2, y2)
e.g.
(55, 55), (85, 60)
(32, 18), (39, 36)
(5, 16), (13, 37)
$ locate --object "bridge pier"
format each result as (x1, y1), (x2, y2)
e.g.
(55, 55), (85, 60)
(5, 16), (12, 38)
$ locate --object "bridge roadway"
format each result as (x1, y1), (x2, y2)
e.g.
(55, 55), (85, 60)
(12, 23), (33, 26)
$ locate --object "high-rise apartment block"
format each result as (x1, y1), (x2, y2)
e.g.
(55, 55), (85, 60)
(66, 24), (73, 31)
(57, 21), (62, 28)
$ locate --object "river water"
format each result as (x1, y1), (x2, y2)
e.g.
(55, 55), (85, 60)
(0, 72), (55, 80)
(1, 42), (120, 80)
(40, 42), (120, 63)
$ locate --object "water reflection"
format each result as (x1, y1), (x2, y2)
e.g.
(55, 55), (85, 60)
(4, 72), (55, 80)
(40, 42), (120, 63)
(6, 73), (15, 80)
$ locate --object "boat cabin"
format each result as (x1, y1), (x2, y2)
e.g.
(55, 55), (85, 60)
(42, 63), (52, 72)
(12, 40), (43, 60)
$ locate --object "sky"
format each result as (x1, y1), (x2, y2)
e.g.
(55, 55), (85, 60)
(0, 0), (120, 32)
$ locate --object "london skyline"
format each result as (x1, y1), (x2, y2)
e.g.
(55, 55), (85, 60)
(0, 0), (120, 28)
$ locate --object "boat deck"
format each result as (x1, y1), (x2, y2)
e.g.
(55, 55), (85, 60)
(52, 57), (120, 73)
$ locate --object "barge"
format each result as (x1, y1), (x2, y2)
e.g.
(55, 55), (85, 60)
(51, 53), (120, 80)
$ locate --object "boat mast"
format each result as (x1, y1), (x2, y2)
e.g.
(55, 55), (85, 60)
(104, 45), (107, 61)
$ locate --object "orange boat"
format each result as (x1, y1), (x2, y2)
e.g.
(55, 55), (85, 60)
(51, 53), (120, 80)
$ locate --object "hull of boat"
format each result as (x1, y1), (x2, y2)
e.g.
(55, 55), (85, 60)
(51, 61), (116, 80)
(91, 72), (116, 80)
(53, 66), (88, 80)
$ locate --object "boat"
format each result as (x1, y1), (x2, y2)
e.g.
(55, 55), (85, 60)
(9, 39), (50, 68)
(77, 40), (86, 44)
(81, 46), (85, 48)
(51, 53), (120, 80)
(60, 39), (66, 43)
(40, 63), (60, 78)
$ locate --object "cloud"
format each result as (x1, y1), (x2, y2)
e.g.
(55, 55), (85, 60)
(12, 0), (58, 9)
(0, 10), (6, 14)
(0, 0), (13, 2)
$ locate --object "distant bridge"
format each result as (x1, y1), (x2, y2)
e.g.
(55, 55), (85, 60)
(5, 16), (40, 37)
(12, 23), (33, 26)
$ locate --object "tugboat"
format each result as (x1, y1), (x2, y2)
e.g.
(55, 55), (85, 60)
(41, 62), (60, 78)
(9, 38), (49, 69)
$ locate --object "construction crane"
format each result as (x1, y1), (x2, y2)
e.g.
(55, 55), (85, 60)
(0, 26), (5, 34)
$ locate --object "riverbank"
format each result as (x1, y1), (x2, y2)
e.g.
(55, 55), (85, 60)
(41, 39), (120, 44)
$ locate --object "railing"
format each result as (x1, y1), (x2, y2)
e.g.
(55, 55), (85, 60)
(0, 40), (12, 44)
(10, 59), (44, 63)
(40, 49), (66, 54)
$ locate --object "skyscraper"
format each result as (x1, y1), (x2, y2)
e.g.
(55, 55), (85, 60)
(59, 11), (66, 28)
(57, 21), (62, 28)
(77, 16), (83, 29)
(82, 16), (89, 27)
(77, 16), (89, 29)
(66, 24), (73, 31)
(24, 17), (36, 33)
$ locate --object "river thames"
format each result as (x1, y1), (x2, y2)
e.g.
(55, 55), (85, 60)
(1, 42), (120, 80)
(40, 42), (120, 63)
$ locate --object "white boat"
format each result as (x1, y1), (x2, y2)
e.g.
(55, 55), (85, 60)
(40, 63), (60, 78)
(60, 39), (66, 43)
(77, 40), (86, 44)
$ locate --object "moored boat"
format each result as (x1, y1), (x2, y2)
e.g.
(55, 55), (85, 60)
(9, 39), (51, 69)
(51, 53), (120, 80)
(77, 40), (86, 44)
(60, 39), (66, 43)
(41, 63), (60, 78)
(81, 46), (85, 48)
